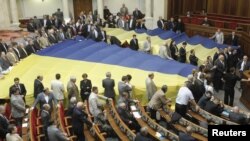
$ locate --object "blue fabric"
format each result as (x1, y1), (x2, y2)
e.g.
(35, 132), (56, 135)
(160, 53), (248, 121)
(147, 28), (166, 36)
(37, 39), (196, 77)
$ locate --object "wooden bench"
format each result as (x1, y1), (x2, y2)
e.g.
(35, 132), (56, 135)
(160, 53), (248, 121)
(107, 99), (136, 141)
(158, 108), (208, 141)
(133, 103), (179, 141)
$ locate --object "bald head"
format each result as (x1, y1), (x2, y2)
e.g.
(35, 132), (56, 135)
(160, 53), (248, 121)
(76, 101), (84, 109)
(232, 106), (239, 113)
(186, 126), (193, 134)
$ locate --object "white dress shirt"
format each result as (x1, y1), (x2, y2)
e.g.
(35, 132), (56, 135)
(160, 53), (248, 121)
(176, 87), (194, 105)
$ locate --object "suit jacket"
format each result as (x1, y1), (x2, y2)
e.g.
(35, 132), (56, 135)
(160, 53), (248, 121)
(198, 95), (211, 109)
(33, 92), (57, 110)
(0, 114), (9, 139)
(88, 93), (102, 117)
(12, 48), (21, 60)
(189, 55), (198, 66)
(104, 9), (111, 20)
(0, 43), (8, 54)
(237, 60), (250, 71)
(17, 47), (28, 59)
(204, 101), (224, 116)
(174, 22), (185, 33)
(33, 40), (42, 51)
(34, 79), (44, 98)
(47, 125), (68, 141)
(135, 133), (152, 141)
(179, 132), (196, 141)
(118, 81), (132, 96)
(6, 52), (18, 65)
(129, 38), (139, 51)
(27, 22), (35, 32)
(193, 79), (205, 102)
(67, 81), (79, 100)
(145, 78), (157, 100)
(97, 30), (107, 42)
(117, 107), (134, 125)
(9, 83), (27, 98)
(102, 78), (115, 98)
(170, 44), (178, 60)
(214, 59), (226, 76)
(25, 44), (36, 55)
(72, 107), (92, 131)
(133, 10), (143, 19)
(110, 36), (121, 46)
(157, 20), (165, 29)
(226, 34), (238, 46)
(10, 95), (25, 118)
(80, 79), (92, 96)
(41, 110), (50, 131)
(48, 34), (58, 44)
(229, 112), (247, 124)
(0, 57), (11, 70)
(179, 47), (186, 63)
(136, 22), (147, 30)
(148, 89), (168, 110)
(128, 19), (136, 30)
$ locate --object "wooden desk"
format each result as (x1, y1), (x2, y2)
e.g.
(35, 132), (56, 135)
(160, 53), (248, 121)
(240, 70), (250, 109)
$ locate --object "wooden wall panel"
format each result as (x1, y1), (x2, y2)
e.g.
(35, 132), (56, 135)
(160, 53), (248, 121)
(73, 0), (92, 20)
(207, 0), (250, 17)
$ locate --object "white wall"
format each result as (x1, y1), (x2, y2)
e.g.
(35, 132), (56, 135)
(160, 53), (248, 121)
(0, 0), (10, 28)
(102, 0), (145, 15)
(18, 0), (63, 18)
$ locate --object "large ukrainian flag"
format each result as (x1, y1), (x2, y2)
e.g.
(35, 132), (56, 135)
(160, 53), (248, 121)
(105, 28), (234, 65)
(0, 36), (196, 105)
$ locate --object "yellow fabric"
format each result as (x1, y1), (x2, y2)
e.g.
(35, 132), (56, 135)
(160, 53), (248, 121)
(0, 55), (186, 106)
(105, 28), (219, 65)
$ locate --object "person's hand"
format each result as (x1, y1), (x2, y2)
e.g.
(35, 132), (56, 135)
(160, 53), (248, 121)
(129, 121), (132, 124)
(195, 105), (200, 112)
(30, 107), (34, 110)
(56, 104), (60, 108)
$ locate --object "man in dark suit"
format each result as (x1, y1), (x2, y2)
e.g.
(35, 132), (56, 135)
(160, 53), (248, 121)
(179, 42), (187, 63)
(117, 102), (139, 131)
(25, 40), (37, 55)
(80, 73), (92, 101)
(0, 105), (9, 140)
(193, 73), (206, 102)
(226, 31), (239, 46)
(98, 28), (107, 42)
(0, 39), (8, 54)
(17, 44), (28, 59)
(9, 77), (27, 102)
(168, 17), (176, 31)
(213, 55), (226, 92)
(229, 106), (248, 124)
(157, 16), (166, 30)
(41, 104), (51, 140)
(72, 102), (92, 141)
(32, 88), (57, 112)
(133, 8), (143, 20)
(179, 126), (196, 141)
(102, 72), (115, 99)
(174, 18), (185, 33)
(223, 67), (249, 106)
(128, 16), (136, 30)
(34, 75), (44, 98)
(204, 98), (224, 116)
(48, 30), (58, 44)
(27, 19), (35, 32)
(237, 55), (250, 77)
(135, 127), (152, 141)
(103, 6), (111, 20)
(129, 34), (139, 51)
(107, 35), (122, 46)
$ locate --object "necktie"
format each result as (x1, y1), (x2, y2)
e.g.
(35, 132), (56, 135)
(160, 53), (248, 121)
(22, 48), (28, 56)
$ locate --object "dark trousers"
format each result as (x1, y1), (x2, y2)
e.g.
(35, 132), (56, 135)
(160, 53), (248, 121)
(14, 117), (23, 136)
(149, 107), (157, 121)
(213, 74), (223, 91)
(81, 93), (90, 102)
(175, 103), (187, 117)
(74, 127), (85, 141)
(224, 87), (235, 106)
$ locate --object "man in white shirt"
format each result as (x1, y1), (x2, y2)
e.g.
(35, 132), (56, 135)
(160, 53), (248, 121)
(210, 28), (224, 44)
(51, 73), (65, 102)
(175, 82), (198, 117)
(145, 73), (157, 101)
(143, 36), (151, 54)
(88, 86), (103, 121)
